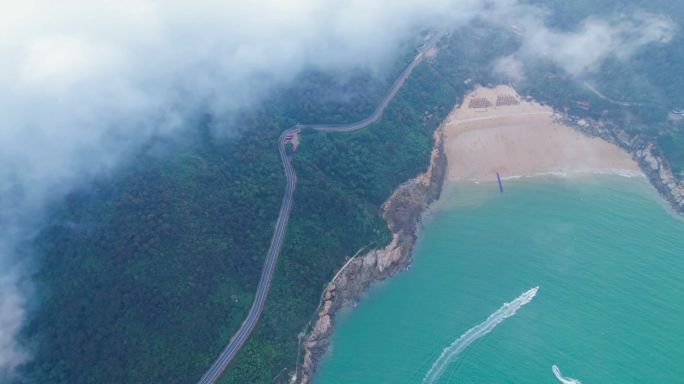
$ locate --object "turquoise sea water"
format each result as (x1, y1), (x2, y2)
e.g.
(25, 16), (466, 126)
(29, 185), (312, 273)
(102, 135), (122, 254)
(312, 176), (684, 384)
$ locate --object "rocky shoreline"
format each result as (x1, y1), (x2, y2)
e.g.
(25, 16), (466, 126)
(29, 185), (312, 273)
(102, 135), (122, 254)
(295, 110), (684, 384)
(296, 123), (448, 384)
(552, 112), (684, 214)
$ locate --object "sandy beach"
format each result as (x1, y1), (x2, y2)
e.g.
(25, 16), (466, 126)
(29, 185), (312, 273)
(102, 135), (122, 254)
(443, 85), (640, 181)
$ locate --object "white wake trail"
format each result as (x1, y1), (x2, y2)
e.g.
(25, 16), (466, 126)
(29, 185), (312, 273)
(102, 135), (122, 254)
(422, 287), (539, 384)
(553, 365), (582, 384)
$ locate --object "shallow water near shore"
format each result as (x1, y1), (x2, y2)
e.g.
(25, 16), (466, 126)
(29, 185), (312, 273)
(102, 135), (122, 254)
(312, 176), (684, 383)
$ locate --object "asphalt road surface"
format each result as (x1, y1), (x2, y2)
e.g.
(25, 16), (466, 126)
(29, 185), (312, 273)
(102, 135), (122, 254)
(582, 81), (647, 106)
(197, 28), (446, 384)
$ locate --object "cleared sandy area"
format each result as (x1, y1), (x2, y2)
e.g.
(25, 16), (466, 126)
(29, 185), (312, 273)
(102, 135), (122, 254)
(443, 85), (640, 181)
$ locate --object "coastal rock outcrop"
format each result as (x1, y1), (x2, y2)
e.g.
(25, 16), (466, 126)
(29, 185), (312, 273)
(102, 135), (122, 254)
(297, 108), (684, 383)
(297, 123), (447, 383)
(552, 111), (684, 214)
(635, 146), (684, 209)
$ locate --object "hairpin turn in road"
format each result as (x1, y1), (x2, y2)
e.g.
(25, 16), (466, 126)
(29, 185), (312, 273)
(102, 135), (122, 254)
(198, 28), (446, 384)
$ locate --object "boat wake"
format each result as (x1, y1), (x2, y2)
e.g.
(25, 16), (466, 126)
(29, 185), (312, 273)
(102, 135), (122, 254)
(422, 287), (539, 384)
(552, 365), (582, 384)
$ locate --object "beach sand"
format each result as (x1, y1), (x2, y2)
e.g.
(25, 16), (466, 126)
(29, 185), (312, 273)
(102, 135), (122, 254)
(443, 85), (640, 181)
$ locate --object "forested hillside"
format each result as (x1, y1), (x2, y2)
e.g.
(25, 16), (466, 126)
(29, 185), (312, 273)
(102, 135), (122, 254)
(436, 2), (684, 175)
(16, 33), (462, 384)
(522, 0), (684, 172)
(16, 1), (684, 382)
(220, 57), (459, 384)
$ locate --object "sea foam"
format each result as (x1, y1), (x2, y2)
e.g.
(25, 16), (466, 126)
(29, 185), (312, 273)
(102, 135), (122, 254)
(552, 365), (582, 384)
(422, 287), (539, 383)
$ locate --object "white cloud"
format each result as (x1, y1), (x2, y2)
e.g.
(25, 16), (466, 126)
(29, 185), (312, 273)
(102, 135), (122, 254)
(518, 13), (676, 74)
(0, 0), (676, 377)
(493, 55), (525, 83)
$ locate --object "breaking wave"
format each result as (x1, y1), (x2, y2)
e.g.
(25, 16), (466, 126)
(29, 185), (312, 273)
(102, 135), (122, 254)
(422, 287), (539, 383)
(553, 365), (582, 384)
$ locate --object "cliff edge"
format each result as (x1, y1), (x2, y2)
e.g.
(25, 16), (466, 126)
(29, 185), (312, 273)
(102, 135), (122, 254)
(297, 122), (447, 384)
(553, 112), (684, 214)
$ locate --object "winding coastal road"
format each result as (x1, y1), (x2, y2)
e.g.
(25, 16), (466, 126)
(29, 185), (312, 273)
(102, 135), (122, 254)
(197, 28), (447, 384)
(583, 81), (647, 107)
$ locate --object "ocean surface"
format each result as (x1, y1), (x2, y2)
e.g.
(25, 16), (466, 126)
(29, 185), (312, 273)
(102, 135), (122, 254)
(312, 175), (684, 384)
